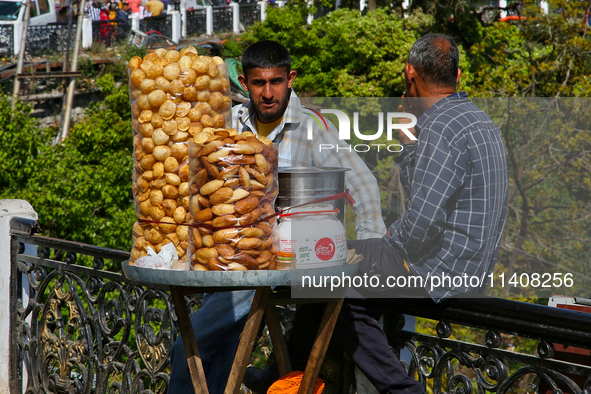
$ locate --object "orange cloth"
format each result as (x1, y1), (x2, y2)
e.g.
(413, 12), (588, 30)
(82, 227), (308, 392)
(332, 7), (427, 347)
(267, 371), (325, 394)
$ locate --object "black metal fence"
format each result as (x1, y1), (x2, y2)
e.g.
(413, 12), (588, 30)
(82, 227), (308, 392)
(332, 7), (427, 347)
(213, 6), (233, 32)
(0, 24), (13, 57)
(92, 20), (132, 48)
(238, 3), (260, 28)
(25, 22), (77, 57)
(186, 8), (207, 37)
(140, 14), (173, 40)
(9, 217), (591, 394)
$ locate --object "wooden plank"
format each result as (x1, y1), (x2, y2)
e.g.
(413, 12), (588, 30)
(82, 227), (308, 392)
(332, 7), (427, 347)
(224, 287), (271, 394)
(170, 286), (209, 394)
(298, 298), (345, 394)
(264, 305), (292, 377)
(15, 71), (82, 79)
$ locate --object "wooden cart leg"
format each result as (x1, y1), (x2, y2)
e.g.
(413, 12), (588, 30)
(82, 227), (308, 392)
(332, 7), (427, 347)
(224, 287), (271, 394)
(265, 305), (292, 377)
(170, 286), (209, 394)
(298, 298), (345, 394)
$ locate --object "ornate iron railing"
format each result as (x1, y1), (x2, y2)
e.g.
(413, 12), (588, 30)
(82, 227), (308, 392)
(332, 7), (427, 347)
(25, 22), (77, 57)
(10, 218), (191, 394)
(239, 3), (260, 28)
(212, 6), (232, 33)
(391, 298), (591, 394)
(0, 24), (13, 57)
(9, 217), (591, 393)
(139, 14), (173, 39)
(92, 20), (132, 48)
(186, 8), (207, 37)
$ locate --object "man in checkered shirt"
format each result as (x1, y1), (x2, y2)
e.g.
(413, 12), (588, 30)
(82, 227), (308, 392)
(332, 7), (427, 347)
(288, 33), (509, 394)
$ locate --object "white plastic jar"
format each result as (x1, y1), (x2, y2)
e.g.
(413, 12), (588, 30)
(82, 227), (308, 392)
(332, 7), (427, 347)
(275, 204), (347, 269)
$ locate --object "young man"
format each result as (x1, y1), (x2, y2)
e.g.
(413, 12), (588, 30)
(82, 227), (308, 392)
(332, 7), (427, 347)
(250, 33), (509, 394)
(166, 40), (387, 394)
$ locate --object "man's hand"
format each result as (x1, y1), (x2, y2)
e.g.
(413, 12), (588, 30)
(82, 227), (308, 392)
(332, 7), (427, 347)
(397, 104), (417, 144)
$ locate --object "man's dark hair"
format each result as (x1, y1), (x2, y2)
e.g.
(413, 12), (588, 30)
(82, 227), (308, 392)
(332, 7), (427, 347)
(242, 40), (291, 77)
(407, 34), (460, 88)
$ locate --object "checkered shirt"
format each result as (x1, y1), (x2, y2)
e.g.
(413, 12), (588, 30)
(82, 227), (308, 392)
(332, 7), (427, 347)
(232, 91), (387, 239)
(385, 92), (509, 299)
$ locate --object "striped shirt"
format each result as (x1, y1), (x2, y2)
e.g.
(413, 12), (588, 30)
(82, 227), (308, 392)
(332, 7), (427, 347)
(232, 91), (387, 239)
(385, 92), (509, 299)
(88, 6), (102, 21)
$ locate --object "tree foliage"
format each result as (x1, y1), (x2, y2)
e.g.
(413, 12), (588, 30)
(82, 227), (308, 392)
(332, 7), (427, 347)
(0, 74), (134, 253)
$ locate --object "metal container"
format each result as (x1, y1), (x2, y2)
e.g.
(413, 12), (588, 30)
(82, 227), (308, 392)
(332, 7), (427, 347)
(277, 167), (350, 224)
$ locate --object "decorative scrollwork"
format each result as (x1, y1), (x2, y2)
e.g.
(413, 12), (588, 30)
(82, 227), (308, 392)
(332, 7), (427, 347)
(498, 366), (582, 394)
(15, 237), (178, 394)
(538, 341), (555, 359)
(436, 321), (452, 338)
(485, 330), (502, 348)
(134, 288), (174, 374)
(94, 256), (105, 270)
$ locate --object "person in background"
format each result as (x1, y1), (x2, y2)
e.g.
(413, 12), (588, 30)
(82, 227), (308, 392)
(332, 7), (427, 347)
(109, 2), (118, 19)
(128, 0), (142, 16)
(166, 40), (387, 394)
(144, 0), (164, 16)
(120, 1), (131, 16)
(99, 3), (110, 20)
(88, 1), (102, 21)
(114, 1), (129, 19)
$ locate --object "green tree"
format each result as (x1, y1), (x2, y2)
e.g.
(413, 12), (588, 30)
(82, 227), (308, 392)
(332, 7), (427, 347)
(1, 74), (135, 256)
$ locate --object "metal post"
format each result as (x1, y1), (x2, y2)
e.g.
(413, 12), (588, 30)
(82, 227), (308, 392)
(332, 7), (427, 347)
(171, 10), (181, 43)
(56, 0), (87, 145)
(181, 8), (187, 38)
(205, 6), (213, 36)
(11, 0), (32, 110)
(258, 0), (266, 21)
(499, 0), (507, 18)
(231, 3), (239, 34)
(82, 15), (93, 48)
(0, 200), (38, 394)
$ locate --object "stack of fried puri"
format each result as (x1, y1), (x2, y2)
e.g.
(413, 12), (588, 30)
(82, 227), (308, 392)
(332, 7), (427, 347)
(188, 129), (279, 271)
(129, 46), (232, 264)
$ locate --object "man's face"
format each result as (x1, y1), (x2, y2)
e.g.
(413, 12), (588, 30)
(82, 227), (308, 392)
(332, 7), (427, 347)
(238, 67), (297, 124)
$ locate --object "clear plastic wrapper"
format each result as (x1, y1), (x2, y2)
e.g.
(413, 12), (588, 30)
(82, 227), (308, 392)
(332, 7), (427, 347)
(128, 47), (232, 264)
(187, 129), (279, 271)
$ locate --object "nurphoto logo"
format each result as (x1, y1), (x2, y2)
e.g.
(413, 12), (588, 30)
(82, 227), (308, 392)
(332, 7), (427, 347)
(305, 108), (417, 153)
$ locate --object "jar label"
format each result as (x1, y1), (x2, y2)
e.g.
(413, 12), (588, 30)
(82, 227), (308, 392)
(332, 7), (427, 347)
(315, 237), (336, 261)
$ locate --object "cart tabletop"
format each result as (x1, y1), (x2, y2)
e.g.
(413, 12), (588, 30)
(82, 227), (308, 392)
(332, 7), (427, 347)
(122, 261), (359, 289)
